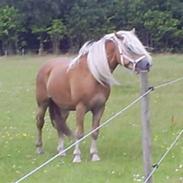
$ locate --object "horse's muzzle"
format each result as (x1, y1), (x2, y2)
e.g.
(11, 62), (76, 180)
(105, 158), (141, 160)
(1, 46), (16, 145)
(135, 58), (151, 72)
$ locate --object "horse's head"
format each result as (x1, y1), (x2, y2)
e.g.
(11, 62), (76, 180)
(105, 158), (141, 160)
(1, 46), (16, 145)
(115, 29), (152, 73)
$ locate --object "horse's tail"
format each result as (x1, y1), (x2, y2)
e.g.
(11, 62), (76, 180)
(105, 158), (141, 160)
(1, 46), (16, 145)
(48, 99), (72, 137)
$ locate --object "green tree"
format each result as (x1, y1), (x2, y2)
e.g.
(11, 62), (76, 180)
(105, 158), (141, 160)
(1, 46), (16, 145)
(143, 10), (179, 50)
(23, 0), (60, 55)
(0, 5), (21, 55)
(31, 26), (47, 55)
(0, 0), (183, 53)
(47, 19), (66, 54)
(11, 0), (62, 54)
(66, 0), (115, 50)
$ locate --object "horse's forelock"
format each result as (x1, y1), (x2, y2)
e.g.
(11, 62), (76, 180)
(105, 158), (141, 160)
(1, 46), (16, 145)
(116, 31), (152, 62)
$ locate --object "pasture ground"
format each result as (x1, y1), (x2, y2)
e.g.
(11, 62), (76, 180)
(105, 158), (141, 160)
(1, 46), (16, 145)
(0, 54), (183, 183)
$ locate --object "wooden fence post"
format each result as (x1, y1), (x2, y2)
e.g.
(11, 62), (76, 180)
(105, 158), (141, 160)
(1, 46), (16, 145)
(140, 72), (152, 183)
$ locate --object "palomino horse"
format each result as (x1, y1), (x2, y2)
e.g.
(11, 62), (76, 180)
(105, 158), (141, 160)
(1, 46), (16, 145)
(35, 29), (152, 162)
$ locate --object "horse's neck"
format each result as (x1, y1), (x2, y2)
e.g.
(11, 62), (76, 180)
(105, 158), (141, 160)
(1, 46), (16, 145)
(108, 56), (119, 72)
(105, 40), (119, 72)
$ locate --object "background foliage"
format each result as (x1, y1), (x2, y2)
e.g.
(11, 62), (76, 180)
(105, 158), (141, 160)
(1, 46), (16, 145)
(0, 0), (183, 54)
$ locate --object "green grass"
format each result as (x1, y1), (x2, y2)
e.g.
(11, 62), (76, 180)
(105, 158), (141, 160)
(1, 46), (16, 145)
(0, 54), (183, 183)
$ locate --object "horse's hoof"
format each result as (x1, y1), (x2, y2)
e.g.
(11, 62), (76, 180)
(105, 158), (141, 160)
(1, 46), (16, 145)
(36, 147), (44, 154)
(58, 151), (66, 157)
(91, 153), (100, 162)
(73, 155), (81, 163)
(57, 147), (66, 156)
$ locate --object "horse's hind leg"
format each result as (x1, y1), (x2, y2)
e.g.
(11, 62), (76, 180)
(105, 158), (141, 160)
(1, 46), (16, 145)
(35, 102), (48, 154)
(56, 110), (70, 156)
(90, 106), (105, 161)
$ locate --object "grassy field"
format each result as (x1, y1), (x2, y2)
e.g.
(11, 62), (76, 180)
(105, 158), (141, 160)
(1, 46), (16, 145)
(0, 54), (182, 183)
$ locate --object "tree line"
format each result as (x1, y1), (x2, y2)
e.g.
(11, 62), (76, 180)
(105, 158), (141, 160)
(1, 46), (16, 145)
(0, 0), (182, 55)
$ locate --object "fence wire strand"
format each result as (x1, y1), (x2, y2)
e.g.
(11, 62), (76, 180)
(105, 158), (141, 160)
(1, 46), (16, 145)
(14, 76), (183, 183)
(154, 76), (183, 89)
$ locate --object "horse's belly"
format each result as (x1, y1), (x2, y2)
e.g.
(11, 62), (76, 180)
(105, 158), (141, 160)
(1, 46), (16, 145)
(47, 83), (76, 110)
(46, 69), (76, 109)
(49, 85), (109, 111)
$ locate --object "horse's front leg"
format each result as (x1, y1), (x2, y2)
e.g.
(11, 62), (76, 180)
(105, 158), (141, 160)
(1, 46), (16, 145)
(73, 103), (86, 163)
(56, 110), (69, 156)
(90, 106), (105, 161)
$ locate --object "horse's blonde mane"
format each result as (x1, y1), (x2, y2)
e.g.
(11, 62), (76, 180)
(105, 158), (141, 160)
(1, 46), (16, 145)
(68, 35), (118, 86)
(68, 30), (151, 86)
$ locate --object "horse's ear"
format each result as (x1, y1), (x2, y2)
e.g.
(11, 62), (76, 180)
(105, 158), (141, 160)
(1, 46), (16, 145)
(115, 32), (124, 41)
(131, 28), (136, 34)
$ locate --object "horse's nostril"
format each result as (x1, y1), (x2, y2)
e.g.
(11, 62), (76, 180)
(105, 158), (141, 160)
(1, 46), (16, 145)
(146, 63), (150, 69)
